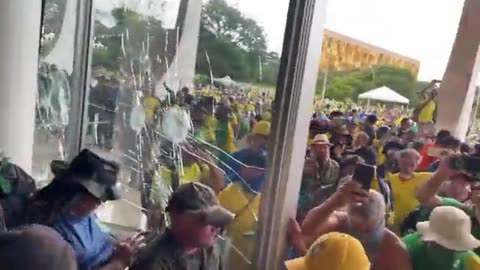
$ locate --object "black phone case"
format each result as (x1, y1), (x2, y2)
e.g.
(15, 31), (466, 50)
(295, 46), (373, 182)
(353, 164), (375, 190)
(451, 156), (480, 174)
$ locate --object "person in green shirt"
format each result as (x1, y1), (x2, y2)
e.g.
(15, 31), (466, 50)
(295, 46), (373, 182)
(416, 155), (480, 254)
(402, 206), (480, 270)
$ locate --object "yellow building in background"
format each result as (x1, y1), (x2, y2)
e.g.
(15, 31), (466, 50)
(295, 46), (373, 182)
(321, 29), (420, 77)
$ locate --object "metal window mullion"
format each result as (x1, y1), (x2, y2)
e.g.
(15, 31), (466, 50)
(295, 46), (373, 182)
(254, 0), (329, 269)
(66, 0), (95, 160)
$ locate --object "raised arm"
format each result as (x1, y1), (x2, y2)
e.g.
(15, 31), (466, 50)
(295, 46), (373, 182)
(416, 156), (460, 208)
(302, 180), (368, 236)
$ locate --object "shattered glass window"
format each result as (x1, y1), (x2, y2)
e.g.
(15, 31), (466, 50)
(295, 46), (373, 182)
(34, 0), (77, 185)
(85, 0), (288, 268)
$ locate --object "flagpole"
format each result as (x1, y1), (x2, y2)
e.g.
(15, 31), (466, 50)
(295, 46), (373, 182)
(321, 66), (328, 102)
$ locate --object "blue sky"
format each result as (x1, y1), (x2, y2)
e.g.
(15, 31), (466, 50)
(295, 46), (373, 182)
(227, 0), (465, 81)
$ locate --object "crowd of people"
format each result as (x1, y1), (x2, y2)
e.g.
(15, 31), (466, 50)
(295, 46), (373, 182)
(3, 83), (480, 270)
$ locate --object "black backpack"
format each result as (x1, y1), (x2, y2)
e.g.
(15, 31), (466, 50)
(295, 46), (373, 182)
(0, 160), (37, 229)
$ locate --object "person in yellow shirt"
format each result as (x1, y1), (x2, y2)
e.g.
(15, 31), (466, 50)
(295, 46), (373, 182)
(218, 150), (266, 270)
(215, 103), (237, 154)
(245, 102), (255, 115)
(417, 90), (437, 124)
(149, 144), (226, 204)
(143, 95), (161, 124)
(201, 97), (218, 144)
(389, 148), (432, 230)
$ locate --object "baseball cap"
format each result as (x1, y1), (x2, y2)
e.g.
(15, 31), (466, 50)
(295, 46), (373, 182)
(166, 182), (234, 227)
(285, 232), (370, 270)
(0, 225), (77, 270)
(50, 149), (120, 201)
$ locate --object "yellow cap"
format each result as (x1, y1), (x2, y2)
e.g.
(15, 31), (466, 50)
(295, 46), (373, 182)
(251, 121), (270, 136)
(285, 232), (370, 270)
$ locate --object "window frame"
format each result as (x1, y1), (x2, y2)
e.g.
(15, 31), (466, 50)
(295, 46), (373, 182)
(62, 0), (328, 268)
(255, 0), (328, 268)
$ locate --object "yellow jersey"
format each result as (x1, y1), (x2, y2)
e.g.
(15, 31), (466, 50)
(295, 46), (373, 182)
(202, 115), (218, 144)
(149, 163), (210, 205)
(389, 172), (432, 226)
(418, 100), (436, 123)
(218, 183), (261, 270)
(143, 96), (160, 122)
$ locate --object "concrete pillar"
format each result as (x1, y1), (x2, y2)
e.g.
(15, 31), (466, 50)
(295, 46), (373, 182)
(436, 0), (480, 140)
(157, 0), (203, 93)
(0, 1), (42, 172)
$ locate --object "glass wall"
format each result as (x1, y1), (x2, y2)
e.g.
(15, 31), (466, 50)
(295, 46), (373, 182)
(34, 0), (325, 267)
(84, 0), (290, 267)
(34, 0), (79, 184)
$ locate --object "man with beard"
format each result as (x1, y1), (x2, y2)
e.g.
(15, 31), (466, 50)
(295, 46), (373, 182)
(130, 182), (234, 270)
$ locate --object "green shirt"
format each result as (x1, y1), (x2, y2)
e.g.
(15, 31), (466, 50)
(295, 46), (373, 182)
(403, 232), (478, 270)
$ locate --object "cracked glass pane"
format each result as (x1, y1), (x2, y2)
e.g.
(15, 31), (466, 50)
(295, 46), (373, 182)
(34, 0), (77, 185)
(84, 0), (288, 268)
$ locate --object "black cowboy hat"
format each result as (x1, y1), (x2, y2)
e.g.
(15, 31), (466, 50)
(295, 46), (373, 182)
(50, 149), (120, 201)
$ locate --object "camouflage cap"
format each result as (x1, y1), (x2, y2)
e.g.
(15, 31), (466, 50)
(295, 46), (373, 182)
(166, 182), (234, 227)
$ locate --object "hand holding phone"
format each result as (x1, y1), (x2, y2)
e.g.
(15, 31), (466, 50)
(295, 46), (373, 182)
(450, 156), (480, 176)
(352, 163), (375, 190)
(336, 179), (369, 205)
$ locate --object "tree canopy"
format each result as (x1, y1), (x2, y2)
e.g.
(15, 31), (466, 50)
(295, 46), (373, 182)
(196, 0), (279, 85)
(318, 65), (423, 105)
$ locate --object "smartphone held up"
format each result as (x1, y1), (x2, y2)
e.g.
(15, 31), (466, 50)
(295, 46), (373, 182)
(352, 163), (375, 190)
(449, 156), (480, 177)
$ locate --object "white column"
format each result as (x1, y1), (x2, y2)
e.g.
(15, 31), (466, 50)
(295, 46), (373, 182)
(455, 48), (480, 140)
(0, 1), (42, 172)
(436, 0), (480, 140)
(157, 0), (203, 92)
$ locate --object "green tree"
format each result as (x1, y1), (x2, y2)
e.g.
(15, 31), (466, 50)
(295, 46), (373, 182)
(196, 0), (279, 85)
(319, 65), (419, 105)
(202, 0), (267, 53)
(91, 0), (190, 80)
(40, 0), (67, 56)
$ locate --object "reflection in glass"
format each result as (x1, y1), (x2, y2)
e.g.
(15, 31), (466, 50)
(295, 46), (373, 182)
(85, 0), (288, 267)
(34, 0), (77, 184)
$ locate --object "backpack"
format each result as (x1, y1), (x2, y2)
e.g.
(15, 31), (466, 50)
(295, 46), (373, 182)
(0, 160), (37, 229)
